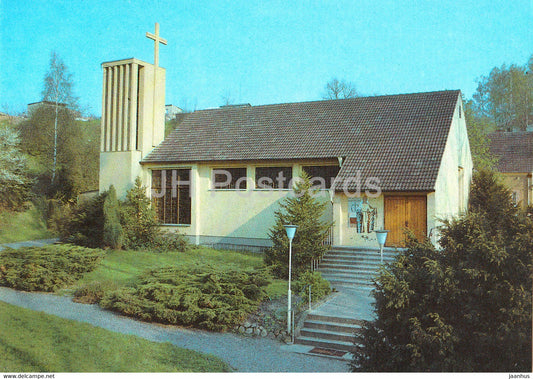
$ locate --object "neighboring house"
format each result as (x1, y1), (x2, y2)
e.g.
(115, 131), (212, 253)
(99, 57), (472, 251)
(165, 104), (182, 121)
(488, 131), (533, 209)
(27, 100), (68, 114)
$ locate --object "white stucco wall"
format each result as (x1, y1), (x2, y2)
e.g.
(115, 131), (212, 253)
(333, 194), (384, 248)
(431, 95), (473, 244)
(146, 161), (335, 247)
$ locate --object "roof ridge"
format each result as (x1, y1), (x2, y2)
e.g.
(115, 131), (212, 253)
(191, 89), (461, 113)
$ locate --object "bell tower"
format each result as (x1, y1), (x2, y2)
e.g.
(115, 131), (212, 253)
(99, 23), (166, 197)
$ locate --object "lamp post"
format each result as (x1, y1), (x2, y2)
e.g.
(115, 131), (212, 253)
(375, 230), (389, 263)
(284, 224), (297, 338)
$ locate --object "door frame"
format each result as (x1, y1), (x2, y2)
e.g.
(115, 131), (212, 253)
(384, 193), (428, 247)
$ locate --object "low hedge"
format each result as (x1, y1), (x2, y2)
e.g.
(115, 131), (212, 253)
(101, 267), (271, 331)
(0, 244), (104, 292)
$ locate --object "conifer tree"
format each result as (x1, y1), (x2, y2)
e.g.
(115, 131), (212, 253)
(121, 177), (159, 249)
(352, 169), (532, 372)
(264, 173), (332, 279)
(103, 185), (123, 249)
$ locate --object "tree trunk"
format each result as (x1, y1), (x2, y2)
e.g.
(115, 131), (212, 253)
(52, 101), (58, 184)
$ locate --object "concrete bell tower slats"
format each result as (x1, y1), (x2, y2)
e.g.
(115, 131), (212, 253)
(99, 23), (167, 198)
(129, 62), (138, 151)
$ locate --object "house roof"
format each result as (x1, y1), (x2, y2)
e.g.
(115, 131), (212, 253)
(488, 131), (533, 173)
(142, 90), (461, 191)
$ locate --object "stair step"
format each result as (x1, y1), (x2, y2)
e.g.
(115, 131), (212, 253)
(320, 261), (386, 269)
(320, 272), (377, 280)
(326, 279), (375, 288)
(294, 335), (354, 352)
(330, 246), (403, 253)
(304, 319), (362, 334)
(319, 268), (381, 276)
(322, 254), (396, 262)
(306, 313), (364, 325)
(300, 328), (356, 342)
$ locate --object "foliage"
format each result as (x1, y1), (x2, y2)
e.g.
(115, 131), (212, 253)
(293, 270), (331, 305)
(103, 185), (123, 249)
(468, 167), (517, 229)
(464, 100), (498, 170)
(60, 191), (107, 248)
(58, 181), (187, 251)
(42, 51), (79, 110)
(73, 280), (117, 304)
(352, 170), (532, 372)
(0, 204), (52, 243)
(0, 244), (104, 292)
(18, 108), (99, 199)
(73, 246), (285, 299)
(0, 123), (32, 211)
(322, 77), (358, 99)
(265, 174), (332, 279)
(470, 54), (532, 131)
(0, 301), (231, 372)
(101, 266), (272, 332)
(120, 177), (160, 249)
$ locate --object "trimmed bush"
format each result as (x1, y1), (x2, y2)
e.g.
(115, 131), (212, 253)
(101, 267), (272, 331)
(0, 244), (104, 292)
(73, 280), (117, 304)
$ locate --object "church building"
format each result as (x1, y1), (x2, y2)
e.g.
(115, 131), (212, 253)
(99, 24), (473, 251)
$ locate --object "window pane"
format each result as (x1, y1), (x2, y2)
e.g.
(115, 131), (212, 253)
(255, 166), (292, 189)
(151, 169), (191, 225)
(302, 165), (340, 189)
(213, 167), (247, 189)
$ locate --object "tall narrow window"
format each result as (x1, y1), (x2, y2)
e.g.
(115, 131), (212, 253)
(152, 169), (191, 225)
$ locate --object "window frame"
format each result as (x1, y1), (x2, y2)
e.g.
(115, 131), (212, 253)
(211, 167), (248, 190)
(254, 166), (293, 190)
(151, 168), (192, 226)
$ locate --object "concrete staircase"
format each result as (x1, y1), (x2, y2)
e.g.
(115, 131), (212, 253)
(318, 246), (399, 289)
(295, 313), (363, 354)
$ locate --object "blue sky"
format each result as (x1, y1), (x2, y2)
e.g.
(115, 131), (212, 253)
(1, 0), (531, 116)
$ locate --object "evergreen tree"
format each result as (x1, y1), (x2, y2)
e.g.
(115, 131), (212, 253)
(121, 177), (159, 249)
(264, 173), (332, 279)
(103, 185), (123, 249)
(352, 169), (532, 372)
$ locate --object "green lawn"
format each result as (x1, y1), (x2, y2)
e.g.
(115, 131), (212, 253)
(71, 247), (287, 299)
(0, 301), (231, 372)
(0, 205), (53, 244)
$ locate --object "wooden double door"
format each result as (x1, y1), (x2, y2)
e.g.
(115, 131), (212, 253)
(384, 195), (427, 247)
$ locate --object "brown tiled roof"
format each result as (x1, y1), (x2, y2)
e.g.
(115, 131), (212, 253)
(488, 131), (533, 173)
(142, 90), (461, 191)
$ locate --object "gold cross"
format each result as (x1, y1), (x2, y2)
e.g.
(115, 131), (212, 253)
(146, 23), (167, 67)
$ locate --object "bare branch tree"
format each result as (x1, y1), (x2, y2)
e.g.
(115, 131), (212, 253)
(322, 78), (358, 100)
(41, 51), (79, 184)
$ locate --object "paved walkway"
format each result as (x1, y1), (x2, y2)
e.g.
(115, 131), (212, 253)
(0, 287), (348, 372)
(0, 238), (59, 251)
(311, 285), (376, 321)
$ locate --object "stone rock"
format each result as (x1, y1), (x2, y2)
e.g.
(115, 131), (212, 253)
(254, 328), (261, 336)
(261, 329), (268, 337)
(244, 321), (251, 328)
(238, 326), (245, 333)
(245, 327), (254, 334)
